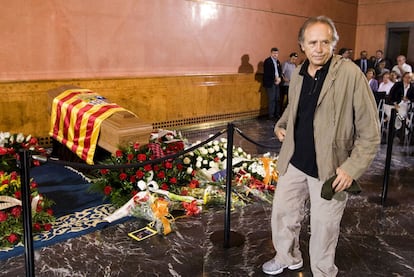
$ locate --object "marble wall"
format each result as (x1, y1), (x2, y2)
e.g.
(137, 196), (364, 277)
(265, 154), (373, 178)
(0, 0), (358, 81)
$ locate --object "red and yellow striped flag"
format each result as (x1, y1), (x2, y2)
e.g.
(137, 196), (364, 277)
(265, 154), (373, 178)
(49, 89), (127, 164)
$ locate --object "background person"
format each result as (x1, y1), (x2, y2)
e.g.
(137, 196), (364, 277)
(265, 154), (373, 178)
(262, 16), (380, 276)
(281, 52), (298, 115)
(263, 47), (283, 119)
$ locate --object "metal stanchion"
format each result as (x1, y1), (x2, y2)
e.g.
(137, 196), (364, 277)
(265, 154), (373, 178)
(381, 108), (398, 206)
(19, 150), (35, 277)
(210, 122), (245, 248)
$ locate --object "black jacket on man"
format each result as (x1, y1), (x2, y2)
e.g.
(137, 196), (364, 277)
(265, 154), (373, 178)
(263, 57), (283, 88)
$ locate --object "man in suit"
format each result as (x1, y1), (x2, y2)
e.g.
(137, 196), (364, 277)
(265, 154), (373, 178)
(354, 50), (373, 74)
(263, 47), (283, 119)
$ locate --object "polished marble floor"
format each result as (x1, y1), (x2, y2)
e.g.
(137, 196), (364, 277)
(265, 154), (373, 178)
(1, 117), (413, 276)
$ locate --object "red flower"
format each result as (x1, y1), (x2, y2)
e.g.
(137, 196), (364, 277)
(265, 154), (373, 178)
(119, 172), (128, 181)
(100, 169), (109, 175)
(33, 160), (40, 167)
(130, 175), (136, 183)
(30, 181), (38, 189)
(176, 164), (183, 171)
(160, 183), (169, 190)
(181, 189), (188, 196)
(104, 185), (112, 195)
(164, 161), (173, 169)
(43, 223), (52, 231)
(214, 157), (220, 162)
(144, 164), (152, 171)
(33, 223), (41, 231)
(137, 154), (147, 161)
(115, 150), (123, 158)
(153, 165), (160, 171)
(133, 143), (140, 150)
(157, 171), (165, 179)
(10, 172), (18, 180)
(14, 191), (21, 199)
(7, 234), (19, 244)
(2, 179), (9, 185)
(0, 211), (8, 222)
(189, 179), (200, 189)
(0, 147), (7, 155)
(135, 170), (145, 179)
(29, 137), (38, 145)
(169, 177), (177, 184)
(127, 153), (134, 161)
(11, 207), (21, 218)
(46, 209), (54, 216)
(183, 200), (200, 216)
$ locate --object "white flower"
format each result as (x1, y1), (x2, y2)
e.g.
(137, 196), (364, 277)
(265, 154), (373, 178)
(213, 145), (220, 152)
(203, 160), (208, 165)
(25, 135), (32, 142)
(183, 157), (191, 164)
(186, 167), (193, 174)
(207, 141), (213, 146)
(196, 156), (203, 162)
(200, 148), (208, 155)
(208, 147), (215, 154)
(223, 143), (228, 149)
(213, 140), (219, 145)
(209, 161), (216, 168)
(220, 138), (227, 143)
(246, 154), (251, 160)
(16, 133), (25, 143)
(217, 152), (224, 159)
(196, 161), (202, 168)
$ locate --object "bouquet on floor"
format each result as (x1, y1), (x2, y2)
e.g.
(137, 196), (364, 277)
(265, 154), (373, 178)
(92, 129), (278, 235)
(0, 132), (48, 172)
(104, 180), (202, 235)
(0, 132), (54, 249)
(0, 171), (55, 248)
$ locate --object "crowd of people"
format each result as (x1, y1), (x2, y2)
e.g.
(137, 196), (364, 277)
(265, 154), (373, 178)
(264, 47), (414, 133)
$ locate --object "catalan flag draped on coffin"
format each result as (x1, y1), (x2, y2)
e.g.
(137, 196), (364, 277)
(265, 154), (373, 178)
(49, 89), (128, 164)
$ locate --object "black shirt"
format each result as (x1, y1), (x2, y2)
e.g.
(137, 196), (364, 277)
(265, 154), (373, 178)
(290, 57), (332, 178)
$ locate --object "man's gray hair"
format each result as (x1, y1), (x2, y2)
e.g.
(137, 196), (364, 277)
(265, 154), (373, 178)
(298, 16), (339, 48)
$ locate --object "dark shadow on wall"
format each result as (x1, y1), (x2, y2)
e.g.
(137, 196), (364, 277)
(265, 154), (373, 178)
(238, 54), (254, 73)
(255, 61), (267, 115)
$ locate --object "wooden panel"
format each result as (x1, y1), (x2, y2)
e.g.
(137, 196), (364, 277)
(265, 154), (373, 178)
(0, 74), (266, 140)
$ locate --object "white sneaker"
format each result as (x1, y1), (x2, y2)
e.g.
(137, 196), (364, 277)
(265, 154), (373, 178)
(262, 257), (303, 275)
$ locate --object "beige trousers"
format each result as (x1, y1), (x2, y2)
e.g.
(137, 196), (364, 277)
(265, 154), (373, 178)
(271, 164), (348, 277)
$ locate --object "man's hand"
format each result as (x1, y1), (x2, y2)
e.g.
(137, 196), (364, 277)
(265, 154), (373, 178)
(333, 167), (353, 192)
(275, 77), (281, 85)
(274, 127), (286, 142)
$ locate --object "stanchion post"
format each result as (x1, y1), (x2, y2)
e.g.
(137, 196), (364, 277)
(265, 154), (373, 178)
(223, 122), (234, 248)
(381, 108), (396, 206)
(210, 122), (244, 248)
(19, 150), (35, 277)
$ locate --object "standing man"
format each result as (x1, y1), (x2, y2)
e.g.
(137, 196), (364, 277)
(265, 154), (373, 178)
(281, 52), (298, 114)
(263, 47), (283, 119)
(354, 50), (373, 74)
(262, 16), (380, 276)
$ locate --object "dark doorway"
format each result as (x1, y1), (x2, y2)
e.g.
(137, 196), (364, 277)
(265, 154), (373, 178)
(386, 22), (414, 67)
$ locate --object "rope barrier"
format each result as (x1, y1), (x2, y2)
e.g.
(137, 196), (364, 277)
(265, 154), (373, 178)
(234, 126), (279, 150)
